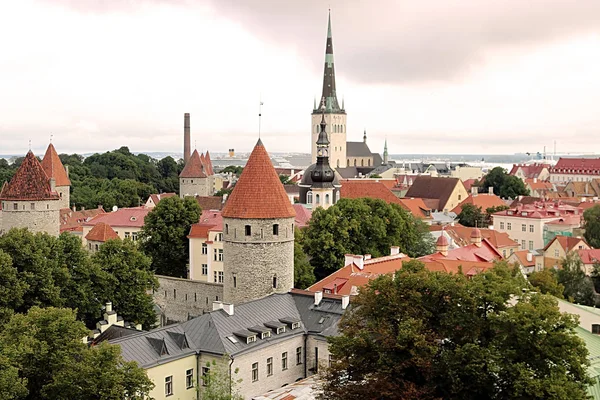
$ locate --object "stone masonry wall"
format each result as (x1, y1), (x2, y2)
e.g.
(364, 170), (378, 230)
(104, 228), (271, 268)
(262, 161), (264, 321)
(154, 275), (223, 324)
(179, 177), (210, 198)
(56, 185), (70, 209)
(0, 199), (60, 236)
(222, 217), (294, 305)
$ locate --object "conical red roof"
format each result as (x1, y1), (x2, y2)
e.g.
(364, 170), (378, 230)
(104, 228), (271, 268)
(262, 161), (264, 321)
(0, 151), (59, 201)
(41, 143), (71, 186)
(179, 150), (207, 178)
(204, 151), (214, 176)
(222, 139), (296, 219)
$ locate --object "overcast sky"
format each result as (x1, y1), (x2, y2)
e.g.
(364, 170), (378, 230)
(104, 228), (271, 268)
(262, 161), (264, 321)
(2, 0), (600, 157)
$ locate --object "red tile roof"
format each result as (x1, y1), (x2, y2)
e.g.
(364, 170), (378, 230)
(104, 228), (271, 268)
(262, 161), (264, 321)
(195, 196), (224, 211)
(147, 193), (176, 206)
(292, 204), (312, 228)
(509, 163), (551, 179)
(551, 158), (600, 175)
(462, 179), (477, 191)
(577, 249), (600, 264)
(452, 193), (506, 214)
(222, 139), (296, 219)
(524, 179), (553, 191)
(0, 151), (60, 201)
(60, 207), (105, 233)
(494, 201), (582, 221)
(419, 238), (503, 262)
(340, 180), (404, 205)
(430, 225), (518, 249)
(41, 143), (71, 187)
(204, 151), (214, 176)
(397, 197), (432, 219)
(511, 250), (535, 267)
(179, 150), (208, 178)
(85, 222), (119, 242)
(83, 207), (150, 228)
(542, 235), (589, 252)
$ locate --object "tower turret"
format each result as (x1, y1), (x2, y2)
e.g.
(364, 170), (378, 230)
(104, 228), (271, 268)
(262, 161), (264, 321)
(309, 112), (336, 209)
(41, 143), (71, 209)
(221, 139), (296, 304)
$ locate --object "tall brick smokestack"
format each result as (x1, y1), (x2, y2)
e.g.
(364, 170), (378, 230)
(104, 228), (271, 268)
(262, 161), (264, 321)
(184, 113), (191, 164)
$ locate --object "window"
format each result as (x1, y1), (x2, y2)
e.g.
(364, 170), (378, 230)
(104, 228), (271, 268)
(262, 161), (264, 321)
(95, 244), (99, 251)
(272, 275), (277, 289)
(507, 223), (512, 230)
(201, 367), (210, 386)
(529, 225), (534, 233)
(529, 241), (534, 251)
(245, 225), (251, 236)
(186, 369), (194, 389)
(296, 347), (303, 365)
(282, 352), (288, 370)
(214, 249), (223, 261)
(277, 326), (286, 334)
(131, 232), (138, 241)
(30, 203), (35, 210)
(214, 271), (223, 283)
(502, 250), (506, 258)
(315, 194), (320, 204)
(325, 194), (330, 204)
(165, 376), (173, 396)
(216, 233), (223, 241)
(458, 194), (461, 201)
(291, 322), (300, 330)
(13, 203), (17, 210)
(273, 224), (279, 235)
(267, 357), (273, 376)
(521, 224), (526, 232)
(233, 274), (237, 288)
(314, 347), (319, 373)
(202, 243), (207, 254)
(307, 191), (313, 204)
(252, 362), (259, 382)
(521, 240), (526, 249)
(202, 264), (208, 275)
(261, 331), (271, 339)
(247, 335), (257, 344)
(225, 224), (229, 234)
(88, 243), (92, 250)
(125, 232), (131, 238)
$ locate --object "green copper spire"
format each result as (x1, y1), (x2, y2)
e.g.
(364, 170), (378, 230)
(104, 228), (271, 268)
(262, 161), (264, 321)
(320, 10), (341, 113)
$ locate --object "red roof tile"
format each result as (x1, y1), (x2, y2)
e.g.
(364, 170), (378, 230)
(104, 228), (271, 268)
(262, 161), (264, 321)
(179, 150), (207, 178)
(196, 196), (224, 211)
(398, 197), (432, 219)
(419, 238), (503, 262)
(41, 143), (71, 187)
(509, 163), (551, 179)
(293, 204), (312, 228)
(204, 151), (214, 176)
(147, 193), (176, 206)
(340, 180), (404, 206)
(452, 193), (505, 215)
(577, 249), (600, 264)
(462, 179), (477, 191)
(0, 151), (60, 201)
(83, 207), (150, 228)
(430, 225), (518, 249)
(542, 235), (589, 252)
(525, 179), (553, 191)
(60, 207), (105, 233)
(551, 158), (600, 175)
(221, 139), (296, 219)
(85, 222), (119, 242)
(511, 250), (535, 267)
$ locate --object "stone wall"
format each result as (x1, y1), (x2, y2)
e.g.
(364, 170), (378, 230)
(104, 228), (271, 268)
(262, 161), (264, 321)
(222, 217), (294, 305)
(179, 177), (211, 198)
(56, 185), (70, 209)
(154, 275), (223, 324)
(0, 199), (60, 236)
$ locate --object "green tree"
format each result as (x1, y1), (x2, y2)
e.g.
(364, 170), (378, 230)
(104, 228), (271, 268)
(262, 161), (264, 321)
(92, 240), (159, 329)
(0, 354), (27, 400)
(322, 262), (592, 400)
(199, 356), (243, 400)
(529, 268), (564, 298)
(302, 198), (434, 279)
(140, 196), (201, 278)
(221, 166), (243, 175)
(583, 205), (600, 249)
(279, 174), (293, 185)
(294, 231), (315, 289)
(484, 205), (509, 226)
(0, 307), (153, 399)
(479, 167), (529, 199)
(0, 250), (27, 325)
(556, 253), (596, 305)
(457, 203), (486, 227)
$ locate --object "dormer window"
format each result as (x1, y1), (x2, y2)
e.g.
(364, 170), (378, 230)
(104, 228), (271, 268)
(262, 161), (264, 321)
(291, 322), (300, 330)
(277, 326), (286, 334)
(261, 331), (271, 339)
(247, 335), (257, 344)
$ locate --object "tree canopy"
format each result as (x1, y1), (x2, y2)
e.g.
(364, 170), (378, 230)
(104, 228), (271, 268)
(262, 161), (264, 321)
(479, 167), (529, 199)
(0, 307), (153, 399)
(140, 196), (201, 278)
(556, 253), (597, 306)
(302, 198), (434, 279)
(294, 230), (316, 289)
(458, 204), (509, 228)
(322, 261), (592, 400)
(583, 205), (600, 249)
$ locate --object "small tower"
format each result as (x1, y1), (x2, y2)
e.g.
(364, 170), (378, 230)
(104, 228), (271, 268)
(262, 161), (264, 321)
(436, 235), (449, 256)
(310, 112), (336, 209)
(470, 228), (482, 248)
(179, 150), (213, 198)
(363, 129), (367, 144)
(0, 150), (60, 236)
(311, 11), (347, 169)
(41, 143), (71, 209)
(383, 138), (389, 164)
(221, 139), (296, 305)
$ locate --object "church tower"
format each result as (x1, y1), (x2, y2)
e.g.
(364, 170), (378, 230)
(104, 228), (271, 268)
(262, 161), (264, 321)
(383, 138), (389, 164)
(41, 143), (71, 209)
(221, 139), (296, 305)
(310, 112), (336, 209)
(311, 11), (347, 169)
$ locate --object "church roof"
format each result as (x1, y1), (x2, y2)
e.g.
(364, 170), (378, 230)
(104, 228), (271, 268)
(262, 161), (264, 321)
(346, 141), (373, 157)
(0, 151), (60, 201)
(222, 139), (296, 219)
(41, 143), (71, 186)
(180, 150), (209, 178)
(85, 222), (119, 242)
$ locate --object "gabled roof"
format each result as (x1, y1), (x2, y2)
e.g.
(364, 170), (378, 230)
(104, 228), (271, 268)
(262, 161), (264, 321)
(397, 197), (432, 219)
(452, 193), (506, 214)
(543, 235), (589, 252)
(462, 179), (477, 191)
(551, 158), (600, 174)
(0, 151), (60, 201)
(346, 141), (373, 158)
(525, 179), (553, 191)
(419, 238), (503, 262)
(509, 163), (551, 179)
(340, 180), (404, 206)
(188, 210), (223, 239)
(429, 225), (518, 249)
(60, 207), (105, 233)
(405, 176), (463, 211)
(195, 196), (223, 211)
(222, 139), (296, 219)
(85, 222), (119, 242)
(293, 204), (312, 228)
(83, 207), (150, 228)
(179, 150), (207, 178)
(510, 250), (536, 267)
(577, 249), (600, 265)
(41, 144), (71, 187)
(147, 193), (176, 207)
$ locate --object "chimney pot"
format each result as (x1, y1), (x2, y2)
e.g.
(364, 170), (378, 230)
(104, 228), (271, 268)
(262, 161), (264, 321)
(344, 254), (355, 266)
(314, 291), (323, 306)
(526, 253), (533, 262)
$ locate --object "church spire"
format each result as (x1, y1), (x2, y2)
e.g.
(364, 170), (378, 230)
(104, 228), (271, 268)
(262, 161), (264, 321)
(321, 10), (341, 113)
(383, 138), (389, 164)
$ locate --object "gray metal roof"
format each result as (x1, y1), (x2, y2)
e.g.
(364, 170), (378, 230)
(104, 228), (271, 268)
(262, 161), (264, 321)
(346, 141), (373, 157)
(111, 292), (344, 367)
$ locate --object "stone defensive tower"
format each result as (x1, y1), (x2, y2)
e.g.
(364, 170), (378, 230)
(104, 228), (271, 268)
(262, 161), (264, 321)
(311, 11), (347, 169)
(221, 139), (296, 304)
(0, 150), (61, 236)
(41, 143), (71, 209)
(179, 149), (214, 198)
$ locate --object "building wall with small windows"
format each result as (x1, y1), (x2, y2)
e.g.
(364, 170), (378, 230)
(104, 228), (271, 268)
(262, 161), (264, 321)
(81, 224), (142, 247)
(222, 217), (295, 305)
(145, 355), (198, 400)
(0, 199), (60, 236)
(346, 155), (373, 168)
(189, 230), (224, 282)
(153, 275), (224, 325)
(56, 185), (70, 209)
(179, 176), (213, 198)
(306, 335), (332, 375)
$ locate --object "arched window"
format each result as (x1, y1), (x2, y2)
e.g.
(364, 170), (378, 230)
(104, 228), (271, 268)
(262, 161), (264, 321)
(307, 191), (313, 204)
(354, 159), (357, 167)
(325, 194), (330, 204)
(315, 194), (320, 204)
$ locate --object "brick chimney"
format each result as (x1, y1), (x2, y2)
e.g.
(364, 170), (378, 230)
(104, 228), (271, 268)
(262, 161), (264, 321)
(184, 113), (191, 164)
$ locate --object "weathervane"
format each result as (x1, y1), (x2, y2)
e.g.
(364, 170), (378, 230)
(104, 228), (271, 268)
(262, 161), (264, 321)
(50, 134), (53, 143)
